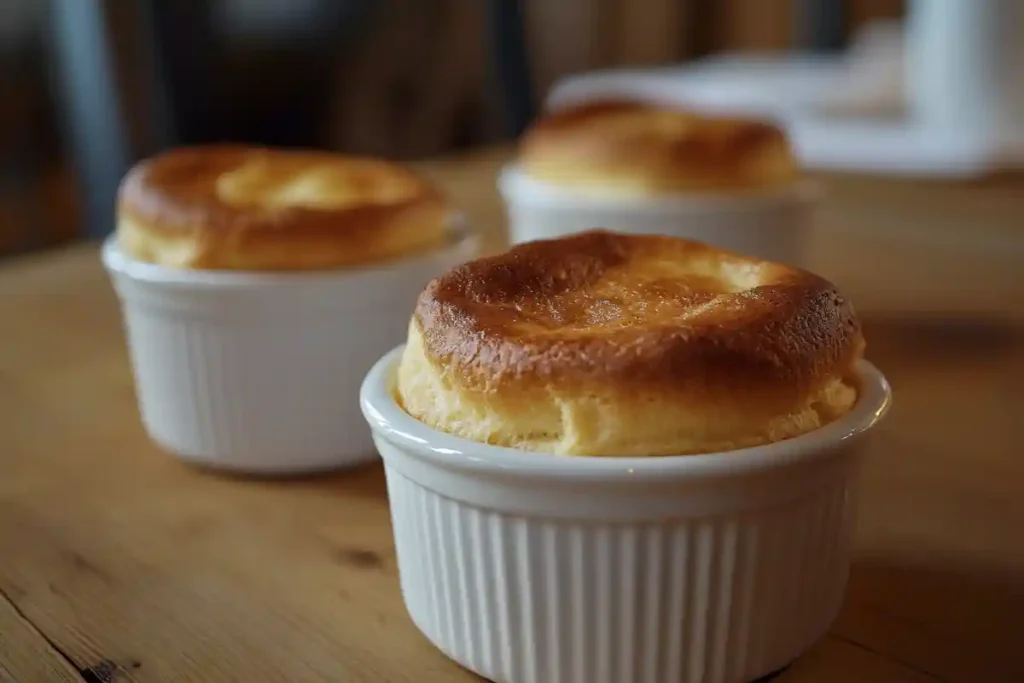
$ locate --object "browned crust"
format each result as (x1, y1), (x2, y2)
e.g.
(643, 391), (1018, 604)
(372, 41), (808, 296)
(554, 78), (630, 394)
(414, 230), (863, 404)
(518, 99), (798, 193)
(116, 145), (450, 270)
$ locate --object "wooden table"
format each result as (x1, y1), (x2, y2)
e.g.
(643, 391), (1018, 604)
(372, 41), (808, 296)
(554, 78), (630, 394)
(2, 149), (1023, 683)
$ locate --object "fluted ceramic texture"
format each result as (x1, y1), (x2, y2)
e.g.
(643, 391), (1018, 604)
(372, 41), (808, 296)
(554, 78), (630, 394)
(386, 467), (854, 683)
(120, 307), (390, 472)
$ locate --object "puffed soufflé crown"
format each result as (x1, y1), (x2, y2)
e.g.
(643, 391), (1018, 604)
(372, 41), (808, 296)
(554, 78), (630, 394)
(117, 145), (451, 270)
(518, 99), (799, 195)
(398, 230), (864, 456)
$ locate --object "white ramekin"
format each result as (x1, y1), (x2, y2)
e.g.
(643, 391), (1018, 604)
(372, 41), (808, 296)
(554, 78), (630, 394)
(102, 224), (478, 475)
(361, 346), (891, 683)
(498, 165), (819, 266)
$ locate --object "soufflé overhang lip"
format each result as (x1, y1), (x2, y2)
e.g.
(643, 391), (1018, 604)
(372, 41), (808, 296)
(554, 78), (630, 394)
(396, 229), (865, 457)
(116, 145), (452, 271)
(517, 98), (799, 196)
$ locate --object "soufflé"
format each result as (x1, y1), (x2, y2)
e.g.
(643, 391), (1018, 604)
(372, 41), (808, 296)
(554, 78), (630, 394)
(517, 99), (799, 196)
(117, 145), (451, 270)
(397, 230), (863, 456)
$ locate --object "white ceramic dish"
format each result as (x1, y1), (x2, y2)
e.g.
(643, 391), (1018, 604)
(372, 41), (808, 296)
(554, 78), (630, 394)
(498, 164), (819, 266)
(102, 222), (478, 475)
(361, 345), (891, 683)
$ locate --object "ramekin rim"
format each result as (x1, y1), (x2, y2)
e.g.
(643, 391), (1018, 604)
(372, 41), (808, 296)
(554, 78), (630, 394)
(360, 345), (892, 482)
(100, 212), (476, 286)
(496, 163), (820, 213)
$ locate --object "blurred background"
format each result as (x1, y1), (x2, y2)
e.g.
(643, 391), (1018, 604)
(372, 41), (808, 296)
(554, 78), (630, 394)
(0, 0), (914, 259)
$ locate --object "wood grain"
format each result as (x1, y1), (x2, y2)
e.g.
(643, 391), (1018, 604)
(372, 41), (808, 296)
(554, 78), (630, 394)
(523, 0), (610, 99)
(1, 149), (1023, 682)
(613, 0), (691, 66)
(714, 0), (794, 51)
(849, 0), (907, 27)
(0, 592), (86, 683)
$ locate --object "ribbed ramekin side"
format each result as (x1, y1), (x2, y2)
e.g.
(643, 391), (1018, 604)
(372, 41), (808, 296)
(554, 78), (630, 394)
(119, 304), (380, 472)
(384, 464), (854, 683)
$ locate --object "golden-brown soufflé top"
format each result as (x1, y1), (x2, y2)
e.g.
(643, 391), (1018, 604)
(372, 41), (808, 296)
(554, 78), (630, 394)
(397, 230), (864, 456)
(116, 145), (451, 270)
(518, 99), (799, 196)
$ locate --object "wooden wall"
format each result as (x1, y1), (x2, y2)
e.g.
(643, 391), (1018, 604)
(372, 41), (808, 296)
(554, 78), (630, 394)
(325, 0), (906, 157)
(1, 0), (907, 255)
(524, 0), (905, 97)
